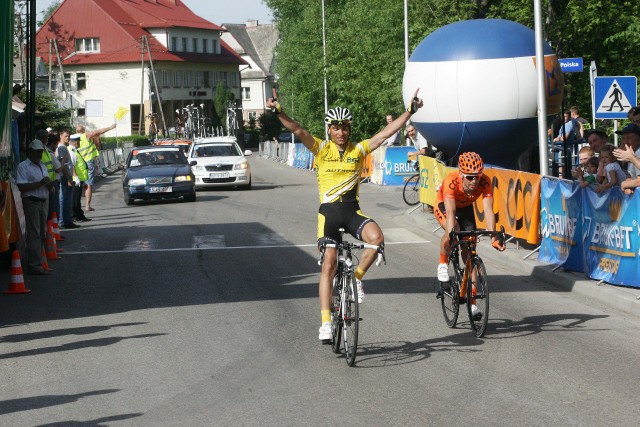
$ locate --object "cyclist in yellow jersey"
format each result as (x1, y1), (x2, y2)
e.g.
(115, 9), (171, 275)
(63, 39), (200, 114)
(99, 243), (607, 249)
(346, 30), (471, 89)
(267, 88), (424, 340)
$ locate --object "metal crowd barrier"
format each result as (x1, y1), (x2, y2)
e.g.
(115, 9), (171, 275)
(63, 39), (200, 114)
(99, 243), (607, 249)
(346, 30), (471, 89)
(259, 140), (293, 163)
(97, 142), (135, 175)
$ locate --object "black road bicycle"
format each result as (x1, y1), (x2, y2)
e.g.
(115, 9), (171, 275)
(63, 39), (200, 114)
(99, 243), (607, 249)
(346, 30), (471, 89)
(320, 229), (385, 366)
(402, 160), (420, 206)
(437, 227), (505, 338)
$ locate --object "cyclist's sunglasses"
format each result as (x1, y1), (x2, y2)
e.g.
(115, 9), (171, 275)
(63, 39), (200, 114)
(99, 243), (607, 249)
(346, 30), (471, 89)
(327, 119), (351, 126)
(462, 174), (480, 181)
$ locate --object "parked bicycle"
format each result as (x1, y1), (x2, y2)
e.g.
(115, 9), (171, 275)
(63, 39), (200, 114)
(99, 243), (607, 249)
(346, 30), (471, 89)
(319, 229), (385, 366)
(437, 226), (505, 337)
(403, 159), (420, 206)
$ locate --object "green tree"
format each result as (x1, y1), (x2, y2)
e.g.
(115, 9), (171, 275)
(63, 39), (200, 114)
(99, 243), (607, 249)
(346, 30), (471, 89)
(38, 1), (61, 26)
(266, 0), (640, 136)
(17, 90), (72, 130)
(212, 82), (235, 131)
(258, 111), (285, 140)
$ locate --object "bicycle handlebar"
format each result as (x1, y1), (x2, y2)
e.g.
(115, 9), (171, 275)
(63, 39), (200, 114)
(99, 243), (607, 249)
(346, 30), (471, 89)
(448, 226), (506, 246)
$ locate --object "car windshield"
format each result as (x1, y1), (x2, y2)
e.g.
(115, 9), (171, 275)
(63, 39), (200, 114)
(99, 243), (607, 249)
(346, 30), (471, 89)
(192, 144), (241, 158)
(129, 149), (187, 167)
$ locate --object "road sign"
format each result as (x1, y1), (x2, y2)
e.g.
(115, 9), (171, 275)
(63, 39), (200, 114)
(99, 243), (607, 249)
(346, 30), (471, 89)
(594, 76), (637, 119)
(558, 57), (583, 73)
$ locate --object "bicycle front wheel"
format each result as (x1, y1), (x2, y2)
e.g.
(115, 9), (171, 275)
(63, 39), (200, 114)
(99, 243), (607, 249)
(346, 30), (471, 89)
(440, 262), (461, 328)
(342, 273), (359, 366)
(331, 274), (342, 354)
(403, 174), (421, 206)
(467, 257), (489, 337)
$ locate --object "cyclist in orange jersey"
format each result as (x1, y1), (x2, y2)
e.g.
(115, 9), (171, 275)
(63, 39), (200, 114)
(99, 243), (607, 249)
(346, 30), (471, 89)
(434, 152), (505, 316)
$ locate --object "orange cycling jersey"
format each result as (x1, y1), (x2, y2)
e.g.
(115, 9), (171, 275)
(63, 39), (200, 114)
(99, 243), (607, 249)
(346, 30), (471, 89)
(436, 171), (493, 208)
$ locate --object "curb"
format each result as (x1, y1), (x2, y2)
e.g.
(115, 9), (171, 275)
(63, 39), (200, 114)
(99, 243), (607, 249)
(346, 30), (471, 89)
(401, 205), (640, 319)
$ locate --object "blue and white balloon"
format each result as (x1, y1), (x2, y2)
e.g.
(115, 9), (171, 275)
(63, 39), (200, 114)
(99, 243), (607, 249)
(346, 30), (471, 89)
(403, 19), (563, 169)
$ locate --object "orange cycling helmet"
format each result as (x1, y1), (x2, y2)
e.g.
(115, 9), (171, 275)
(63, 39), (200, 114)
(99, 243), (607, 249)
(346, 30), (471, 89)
(458, 152), (484, 175)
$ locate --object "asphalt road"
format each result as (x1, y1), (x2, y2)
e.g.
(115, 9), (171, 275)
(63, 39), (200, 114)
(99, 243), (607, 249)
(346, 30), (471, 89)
(1, 157), (639, 426)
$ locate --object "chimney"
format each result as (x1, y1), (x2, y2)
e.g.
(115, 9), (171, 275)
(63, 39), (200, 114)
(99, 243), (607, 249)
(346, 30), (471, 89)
(245, 19), (258, 28)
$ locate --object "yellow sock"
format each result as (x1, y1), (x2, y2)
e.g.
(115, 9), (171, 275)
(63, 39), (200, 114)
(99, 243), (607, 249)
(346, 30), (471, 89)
(355, 267), (365, 281)
(321, 309), (331, 324)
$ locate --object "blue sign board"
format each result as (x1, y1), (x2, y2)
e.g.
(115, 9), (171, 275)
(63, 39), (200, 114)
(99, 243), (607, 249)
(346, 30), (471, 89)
(558, 57), (583, 73)
(594, 76), (637, 119)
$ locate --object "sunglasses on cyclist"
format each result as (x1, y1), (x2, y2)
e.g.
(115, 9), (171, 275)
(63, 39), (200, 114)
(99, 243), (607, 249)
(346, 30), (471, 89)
(462, 174), (480, 181)
(327, 119), (351, 126)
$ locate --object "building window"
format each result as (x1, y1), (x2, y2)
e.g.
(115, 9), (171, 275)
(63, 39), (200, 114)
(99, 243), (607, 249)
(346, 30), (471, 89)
(212, 40), (218, 54)
(162, 70), (171, 88)
(192, 38), (198, 52)
(221, 71), (228, 85)
(184, 71), (191, 87)
(63, 72), (71, 91)
(182, 37), (188, 52)
(230, 72), (238, 87)
(241, 87), (250, 100)
(171, 37), (178, 52)
(248, 111), (257, 121)
(75, 37), (100, 53)
(202, 39), (208, 53)
(77, 108), (86, 117)
(203, 71), (210, 88)
(77, 72), (86, 90)
(173, 70), (181, 87)
(51, 73), (57, 91)
(195, 71), (202, 88)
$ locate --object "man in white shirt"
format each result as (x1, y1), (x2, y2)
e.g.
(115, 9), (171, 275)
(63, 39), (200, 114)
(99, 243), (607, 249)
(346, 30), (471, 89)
(406, 123), (437, 157)
(16, 140), (55, 275)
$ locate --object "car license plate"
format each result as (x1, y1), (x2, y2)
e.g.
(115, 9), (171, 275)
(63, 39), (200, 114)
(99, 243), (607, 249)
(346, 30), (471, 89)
(210, 172), (229, 178)
(149, 186), (172, 193)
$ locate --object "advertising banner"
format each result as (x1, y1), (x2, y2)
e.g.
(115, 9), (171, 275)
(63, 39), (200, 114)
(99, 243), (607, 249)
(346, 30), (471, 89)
(381, 146), (415, 186)
(475, 169), (542, 244)
(538, 177), (583, 270)
(418, 156), (455, 206)
(582, 187), (639, 287)
(370, 148), (385, 184)
(1, 0), (14, 158)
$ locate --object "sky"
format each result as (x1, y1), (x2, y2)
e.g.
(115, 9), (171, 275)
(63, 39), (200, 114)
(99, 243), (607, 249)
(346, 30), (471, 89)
(36, 0), (274, 25)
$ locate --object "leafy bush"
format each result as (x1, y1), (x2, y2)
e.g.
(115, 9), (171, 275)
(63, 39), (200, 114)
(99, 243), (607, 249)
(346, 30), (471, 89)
(100, 135), (150, 150)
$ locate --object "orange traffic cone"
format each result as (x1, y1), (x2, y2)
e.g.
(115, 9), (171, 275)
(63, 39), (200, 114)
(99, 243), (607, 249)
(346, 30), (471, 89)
(45, 223), (61, 260)
(5, 250), (31, 294)
(52, 212), (65, 241)
(41, 248), (53, 272)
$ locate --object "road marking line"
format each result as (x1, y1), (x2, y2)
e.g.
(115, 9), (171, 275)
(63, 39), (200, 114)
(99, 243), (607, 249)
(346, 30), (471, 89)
(60, 240), (431, 255)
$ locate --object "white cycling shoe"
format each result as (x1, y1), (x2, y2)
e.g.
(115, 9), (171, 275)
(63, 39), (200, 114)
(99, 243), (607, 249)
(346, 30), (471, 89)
(437, 263), (450, 282)
(318, 322), (333, 340)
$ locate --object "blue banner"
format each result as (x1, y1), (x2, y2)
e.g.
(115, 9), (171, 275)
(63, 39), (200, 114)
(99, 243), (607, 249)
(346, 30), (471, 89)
(539, 177), (583, 270)
(293, 143), (312, 169)
(381, 146), (415, 186)
(582, 187), (640, 286)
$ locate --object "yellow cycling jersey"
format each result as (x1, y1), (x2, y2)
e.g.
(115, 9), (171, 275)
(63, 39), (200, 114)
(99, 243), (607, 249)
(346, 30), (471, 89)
(311, 137), (371, 204)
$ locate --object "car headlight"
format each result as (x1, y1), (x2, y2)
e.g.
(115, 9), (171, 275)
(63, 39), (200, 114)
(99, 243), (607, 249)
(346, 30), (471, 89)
(234, 161), (249, 170)
(192, 165), (204, 171)
(128, 178), (146, 186)
(174, 175), (192, 182)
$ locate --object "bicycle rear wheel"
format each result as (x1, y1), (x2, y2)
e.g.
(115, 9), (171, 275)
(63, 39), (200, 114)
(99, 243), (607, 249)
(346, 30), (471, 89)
(402, 174), (421, 206)
(440, 262), (461, 328)
(467, 257), (489, 337)
(342, 272), (359, 366)
(331, 274), (342, 354)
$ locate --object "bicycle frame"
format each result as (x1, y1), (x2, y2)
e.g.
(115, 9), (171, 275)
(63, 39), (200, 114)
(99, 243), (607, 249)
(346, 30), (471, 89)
(319, 228), (385, 366)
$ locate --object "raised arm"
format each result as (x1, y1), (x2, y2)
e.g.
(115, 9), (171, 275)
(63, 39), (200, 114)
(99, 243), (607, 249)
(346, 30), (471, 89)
(266, 89), (315, 151)
(368, 88), (423, 151)
(86, 124), (116, 140)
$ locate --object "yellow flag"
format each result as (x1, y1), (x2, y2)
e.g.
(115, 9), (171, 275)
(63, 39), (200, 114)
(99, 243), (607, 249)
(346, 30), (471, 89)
(114, 106), (129, 121)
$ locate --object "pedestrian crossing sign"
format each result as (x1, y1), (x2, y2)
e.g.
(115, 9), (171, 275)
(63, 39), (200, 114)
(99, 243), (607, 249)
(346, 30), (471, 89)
(594, 76), (637, 119)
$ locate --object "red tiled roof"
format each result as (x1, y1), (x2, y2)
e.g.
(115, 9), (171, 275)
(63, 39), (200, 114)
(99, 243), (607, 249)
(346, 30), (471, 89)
(36, 0), (244, 67)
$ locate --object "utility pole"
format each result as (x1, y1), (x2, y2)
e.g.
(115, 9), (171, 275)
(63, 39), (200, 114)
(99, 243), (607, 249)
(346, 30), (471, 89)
(139, 36), (145, 135)
(144, 35), (168, 135)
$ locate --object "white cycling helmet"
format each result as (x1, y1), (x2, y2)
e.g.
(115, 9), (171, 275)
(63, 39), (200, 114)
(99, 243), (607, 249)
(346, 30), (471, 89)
(324, 107), (353, 125)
